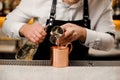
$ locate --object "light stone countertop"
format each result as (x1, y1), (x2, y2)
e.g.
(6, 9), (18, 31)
(0, 65), (120, 80)
(0, 60), (120, 80)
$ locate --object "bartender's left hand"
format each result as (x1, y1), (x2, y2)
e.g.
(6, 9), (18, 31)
(58, 23), (87, 45)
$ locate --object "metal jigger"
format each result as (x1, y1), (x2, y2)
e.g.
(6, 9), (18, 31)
(49, 26), (64, 45)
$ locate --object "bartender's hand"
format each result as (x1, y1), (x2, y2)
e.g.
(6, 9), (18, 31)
(58, 23), (87, 45)
(19, 23), (47, 44)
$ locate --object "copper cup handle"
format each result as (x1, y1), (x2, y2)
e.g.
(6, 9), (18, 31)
(65, 43), (73, 54)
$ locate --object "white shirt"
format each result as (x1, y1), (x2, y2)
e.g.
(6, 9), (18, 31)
(2, 0), (115, 51)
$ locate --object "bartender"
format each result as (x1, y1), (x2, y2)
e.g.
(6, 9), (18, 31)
(2, 0), (115, 60)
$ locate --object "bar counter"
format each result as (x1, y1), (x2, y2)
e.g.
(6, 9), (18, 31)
(0, 60), (120, 80)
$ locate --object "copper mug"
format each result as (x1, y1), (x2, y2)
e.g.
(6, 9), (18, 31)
(51, 43), (72, 68)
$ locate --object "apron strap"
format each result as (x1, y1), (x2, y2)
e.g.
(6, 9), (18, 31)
(48, 0), (90, 28)
(48, 0), (57, 26)
(83, 0), (89, 19)
(83, 0), (90, 29)
(50, 0), (90, 19)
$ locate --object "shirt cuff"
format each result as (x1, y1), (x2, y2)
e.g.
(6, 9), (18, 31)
(11, 23), (25, 39)
(84, 29), (100, 47)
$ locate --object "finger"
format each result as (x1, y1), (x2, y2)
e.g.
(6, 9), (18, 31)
(32, 30), (46, 40)
(40, 30), (47, 37)
(37, 38), (45, 43)
(60, 23), (72, 31)
(29, 36), (36, 43)
(59, 35), (73, 45)
(37, 27), (46, 36)
(34, 31), (43, 39)
(58, 31), (78, 45)
(58, 29), (73, 44)
(61, 29), (74, 39)
(66, 32), (78, 41)
(27, 32), (39, 43)
(33, 34), (46, 44)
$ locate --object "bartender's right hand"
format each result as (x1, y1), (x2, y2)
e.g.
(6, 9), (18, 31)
(19, 23), (47, 44)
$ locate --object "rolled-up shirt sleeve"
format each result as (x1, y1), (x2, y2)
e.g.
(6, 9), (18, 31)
(2, 16), (26, 38)
(85, 29), (115, 51)
(84, 0), (115, 51)
(2, 0), (34, 39)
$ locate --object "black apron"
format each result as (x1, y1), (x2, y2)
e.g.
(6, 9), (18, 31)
(33, 0), (91, 60)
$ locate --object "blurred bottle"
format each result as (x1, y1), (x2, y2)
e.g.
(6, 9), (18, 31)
(15, 40), (38, 60)
(113, 0), (120, 30)
(3, 0), (11, 16)
(11, 0), (20, 10)
(113, 0), (120, 49)
(0, 0), (4, 16)
(113, 0), (120, 20)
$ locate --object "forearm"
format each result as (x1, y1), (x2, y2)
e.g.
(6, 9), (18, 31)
(84, 29), (115, 51)
(2, 8), (32, 39)
(2, 20), (26, 39)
